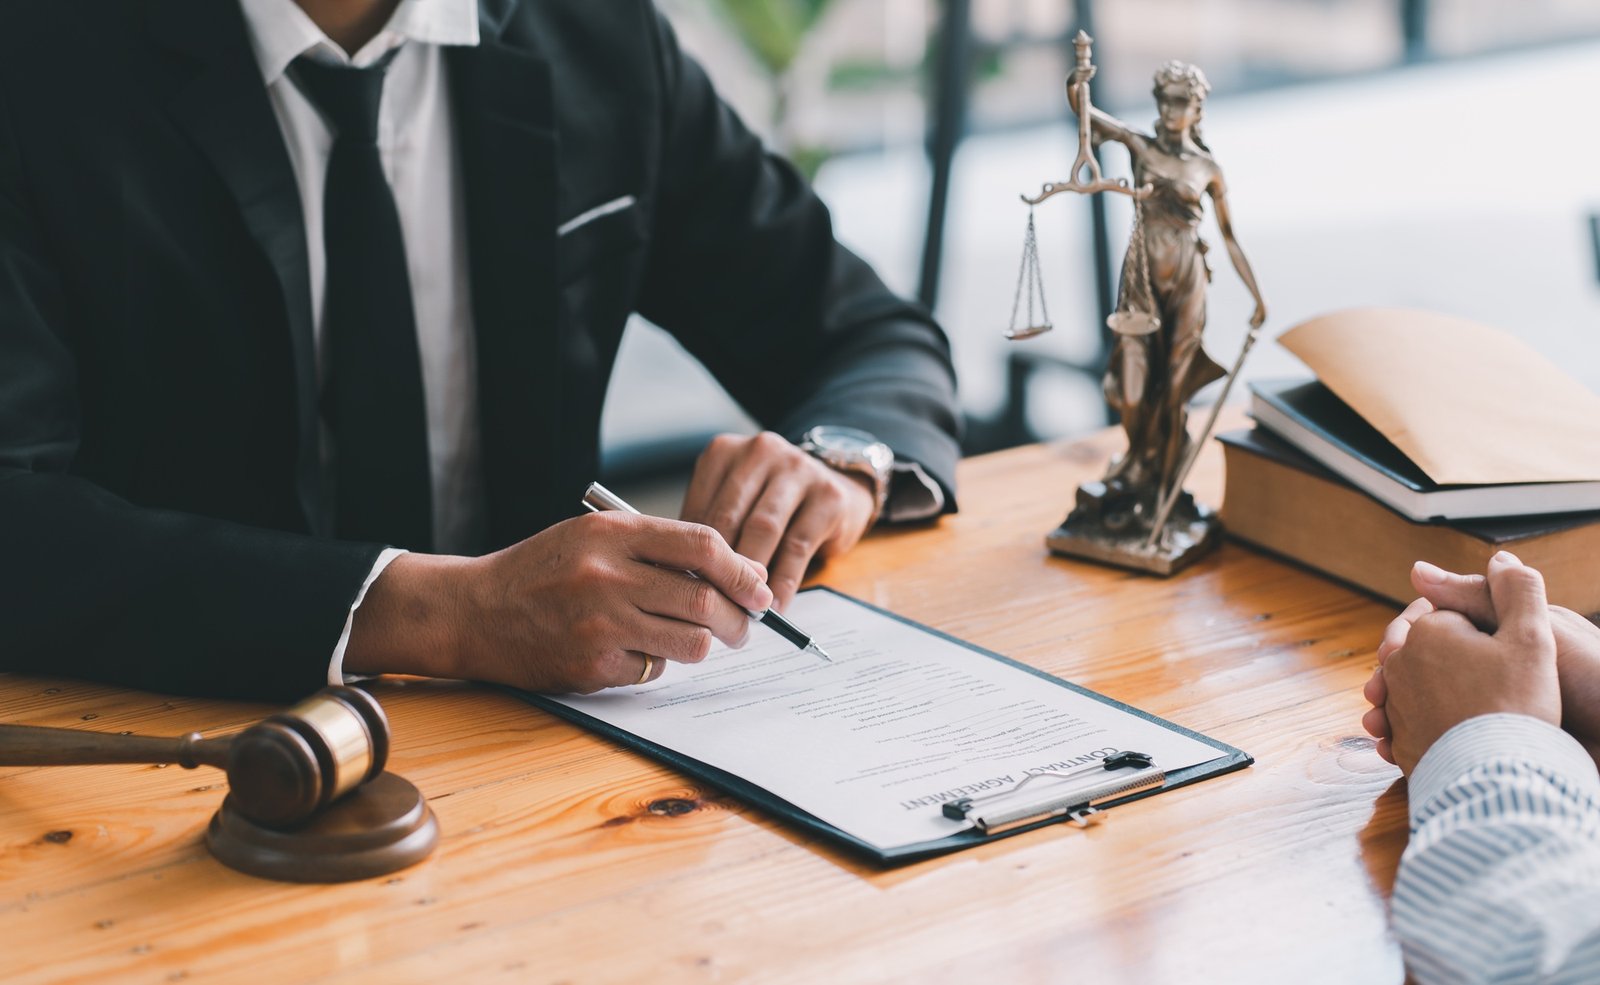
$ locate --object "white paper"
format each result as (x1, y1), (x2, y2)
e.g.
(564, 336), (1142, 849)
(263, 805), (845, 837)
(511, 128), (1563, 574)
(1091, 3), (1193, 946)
(552, 591), (1227, 852)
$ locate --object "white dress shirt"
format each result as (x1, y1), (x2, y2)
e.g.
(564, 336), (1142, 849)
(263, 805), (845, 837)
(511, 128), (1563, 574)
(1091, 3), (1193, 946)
(236, 0), (483, 681)
(238, 0), (486, 558)
(1393, 713), (1600, 984)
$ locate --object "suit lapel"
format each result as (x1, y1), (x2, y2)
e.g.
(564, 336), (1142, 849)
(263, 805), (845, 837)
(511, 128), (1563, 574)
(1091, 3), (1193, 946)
(147, 0), (325, 534)
(448, 24), (562, 549)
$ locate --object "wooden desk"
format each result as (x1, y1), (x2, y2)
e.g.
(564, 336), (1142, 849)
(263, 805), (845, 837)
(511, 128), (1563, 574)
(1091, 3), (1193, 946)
(1, 429), (1409, 984)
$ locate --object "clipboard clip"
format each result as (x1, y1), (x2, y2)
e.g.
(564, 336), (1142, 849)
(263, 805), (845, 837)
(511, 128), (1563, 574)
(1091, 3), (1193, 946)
(942, 750), (1164, 834)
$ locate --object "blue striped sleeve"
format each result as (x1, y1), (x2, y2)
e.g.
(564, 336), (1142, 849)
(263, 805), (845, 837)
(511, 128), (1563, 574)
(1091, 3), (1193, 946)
(1394, 714), (1600, 985)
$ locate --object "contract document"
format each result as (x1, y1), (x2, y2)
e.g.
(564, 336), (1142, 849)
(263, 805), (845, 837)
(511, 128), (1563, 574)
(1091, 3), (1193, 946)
(529, 589), (1248, 861)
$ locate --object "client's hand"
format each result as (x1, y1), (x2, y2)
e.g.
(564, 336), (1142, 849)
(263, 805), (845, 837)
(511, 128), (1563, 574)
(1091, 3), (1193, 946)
(1362, 552), (1560, 775)
(1393, 555), (1600, 766)
(345, 512), (772, 693)
(680, 431), (875, 610)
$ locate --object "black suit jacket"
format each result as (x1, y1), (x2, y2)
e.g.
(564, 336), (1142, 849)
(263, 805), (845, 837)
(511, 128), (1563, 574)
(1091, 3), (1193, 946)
(0, 0), (960, 700)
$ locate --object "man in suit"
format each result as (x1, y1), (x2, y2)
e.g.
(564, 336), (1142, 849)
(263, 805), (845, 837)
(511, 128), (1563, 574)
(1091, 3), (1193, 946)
(0, 0), (960, 700)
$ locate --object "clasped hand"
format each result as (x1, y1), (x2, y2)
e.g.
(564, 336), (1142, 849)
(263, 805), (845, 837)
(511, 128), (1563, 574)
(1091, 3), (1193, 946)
(1362, 552), (1600, 773)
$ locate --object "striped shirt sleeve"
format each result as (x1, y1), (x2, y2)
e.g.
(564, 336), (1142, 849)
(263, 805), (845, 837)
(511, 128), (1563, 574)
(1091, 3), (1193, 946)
(1394, 713), (1600, 985)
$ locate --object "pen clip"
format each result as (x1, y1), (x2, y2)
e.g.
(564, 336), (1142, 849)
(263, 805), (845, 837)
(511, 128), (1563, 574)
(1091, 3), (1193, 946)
(941, 750), (1164, 834)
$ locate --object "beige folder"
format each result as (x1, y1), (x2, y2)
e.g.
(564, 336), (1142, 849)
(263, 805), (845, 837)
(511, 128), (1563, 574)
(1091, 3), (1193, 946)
(1277, 308), (1600, 485)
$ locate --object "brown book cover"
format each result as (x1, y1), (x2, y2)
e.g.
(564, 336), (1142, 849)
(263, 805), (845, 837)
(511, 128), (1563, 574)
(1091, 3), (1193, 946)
(1219, 428), (1600, 615)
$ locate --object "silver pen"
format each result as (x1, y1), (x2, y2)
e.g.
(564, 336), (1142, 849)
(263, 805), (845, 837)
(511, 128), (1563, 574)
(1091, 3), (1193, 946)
(581, 482), (834, 663)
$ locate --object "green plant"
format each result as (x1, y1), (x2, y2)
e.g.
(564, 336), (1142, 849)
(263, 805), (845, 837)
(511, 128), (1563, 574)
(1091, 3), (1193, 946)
(710, 0), (837, 175)
(711, 0), (834, 76)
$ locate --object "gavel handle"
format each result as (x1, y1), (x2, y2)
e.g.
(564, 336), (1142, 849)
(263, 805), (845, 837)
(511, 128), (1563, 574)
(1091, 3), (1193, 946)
(0, 724), (231, 770)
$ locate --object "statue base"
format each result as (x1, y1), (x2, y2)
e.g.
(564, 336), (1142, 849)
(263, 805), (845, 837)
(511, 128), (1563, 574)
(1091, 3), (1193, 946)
(1045, 481), (1220, 577)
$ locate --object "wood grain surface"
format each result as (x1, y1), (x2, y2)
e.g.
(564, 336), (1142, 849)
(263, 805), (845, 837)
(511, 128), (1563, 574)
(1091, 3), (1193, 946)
(0, 424), (1411, 984)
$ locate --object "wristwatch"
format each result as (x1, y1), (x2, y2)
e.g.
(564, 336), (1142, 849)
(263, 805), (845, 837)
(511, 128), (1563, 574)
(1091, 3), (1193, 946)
(798, 425), (895, 524)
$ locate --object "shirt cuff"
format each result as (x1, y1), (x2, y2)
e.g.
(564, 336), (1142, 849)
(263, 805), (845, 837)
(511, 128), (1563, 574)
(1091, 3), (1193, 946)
(1408, 713), (1600, 824)
(883, 459), (946, 523)
(327, 547), (409, 685)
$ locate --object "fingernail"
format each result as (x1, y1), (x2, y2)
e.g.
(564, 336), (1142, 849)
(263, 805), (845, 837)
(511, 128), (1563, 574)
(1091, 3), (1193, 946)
(1413, 560), (1447, 585)
(1492, 550), (1522, 566)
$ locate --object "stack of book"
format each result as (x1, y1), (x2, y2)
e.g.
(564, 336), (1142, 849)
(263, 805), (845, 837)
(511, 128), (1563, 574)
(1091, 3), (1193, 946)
(1219, 309), (1600, 614)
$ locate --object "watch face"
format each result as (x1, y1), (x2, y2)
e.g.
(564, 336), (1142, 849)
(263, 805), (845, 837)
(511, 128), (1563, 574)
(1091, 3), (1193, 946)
(802, 427), (894, 515)
(807, 426), (878, 454)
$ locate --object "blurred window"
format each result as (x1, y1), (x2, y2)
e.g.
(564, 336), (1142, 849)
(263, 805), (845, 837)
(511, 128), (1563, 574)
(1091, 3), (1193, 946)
(606, 0), (1600, 472)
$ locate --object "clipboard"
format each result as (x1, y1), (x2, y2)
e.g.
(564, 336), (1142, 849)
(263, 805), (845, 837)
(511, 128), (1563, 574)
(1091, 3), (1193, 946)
(508, 587), (1252, 866)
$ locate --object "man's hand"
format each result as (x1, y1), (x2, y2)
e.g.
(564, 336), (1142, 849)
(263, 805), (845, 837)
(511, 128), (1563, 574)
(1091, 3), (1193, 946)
(1362, 552), (1561, 774)
(680, 431), (876, 610)
(1363, 596), (1432, 766)
(344, 512), (773, 693)
(1379, 556), (1600, 765)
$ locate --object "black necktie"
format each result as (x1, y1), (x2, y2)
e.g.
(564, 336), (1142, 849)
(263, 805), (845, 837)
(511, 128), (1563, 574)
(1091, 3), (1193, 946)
(292, 52), (433, 551)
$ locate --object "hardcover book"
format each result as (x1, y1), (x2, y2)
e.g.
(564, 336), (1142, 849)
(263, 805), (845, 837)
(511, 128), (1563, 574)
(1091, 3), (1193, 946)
(1219, 427), (1600, 615)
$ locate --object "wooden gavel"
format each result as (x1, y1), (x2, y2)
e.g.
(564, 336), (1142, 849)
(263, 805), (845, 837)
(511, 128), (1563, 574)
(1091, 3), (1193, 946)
(1, 685), (438, 881)
(1, 686), (388, 828)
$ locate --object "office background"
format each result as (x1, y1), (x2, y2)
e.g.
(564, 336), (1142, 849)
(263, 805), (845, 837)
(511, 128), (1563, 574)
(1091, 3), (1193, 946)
(603, 0), (1600, 505)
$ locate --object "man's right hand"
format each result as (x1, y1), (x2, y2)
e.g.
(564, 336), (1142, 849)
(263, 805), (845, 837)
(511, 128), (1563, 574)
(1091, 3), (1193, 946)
(343, 512), (773, 693)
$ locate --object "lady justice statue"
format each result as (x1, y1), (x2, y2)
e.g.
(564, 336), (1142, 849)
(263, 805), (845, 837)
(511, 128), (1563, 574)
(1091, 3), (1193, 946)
(1008, 33), (1266, 575)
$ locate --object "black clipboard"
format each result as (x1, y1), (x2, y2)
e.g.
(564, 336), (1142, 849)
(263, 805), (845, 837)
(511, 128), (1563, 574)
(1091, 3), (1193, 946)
(506, 587), (1252, 866)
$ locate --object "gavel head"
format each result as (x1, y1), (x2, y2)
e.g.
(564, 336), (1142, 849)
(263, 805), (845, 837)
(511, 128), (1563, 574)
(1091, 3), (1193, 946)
(223, 686), (390, 828)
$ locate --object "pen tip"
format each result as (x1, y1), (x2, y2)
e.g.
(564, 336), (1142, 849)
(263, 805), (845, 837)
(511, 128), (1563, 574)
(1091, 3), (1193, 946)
(808, 642), (834, 663)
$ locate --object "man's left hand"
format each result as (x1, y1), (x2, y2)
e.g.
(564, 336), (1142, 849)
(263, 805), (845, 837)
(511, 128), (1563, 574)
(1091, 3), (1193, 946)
(681, 431), (876, 610)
